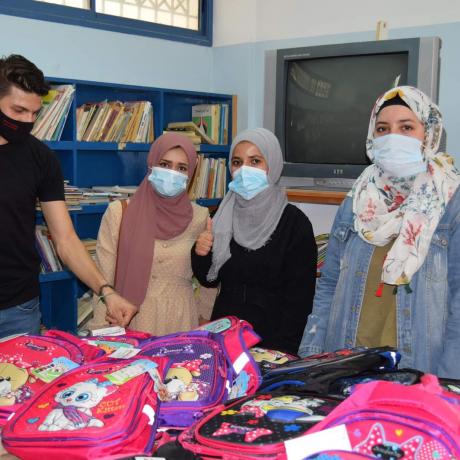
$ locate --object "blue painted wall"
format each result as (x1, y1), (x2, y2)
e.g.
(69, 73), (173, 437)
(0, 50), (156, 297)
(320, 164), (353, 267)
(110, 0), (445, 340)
(0, 14), (213, 91)
(1, 13), (460, 158)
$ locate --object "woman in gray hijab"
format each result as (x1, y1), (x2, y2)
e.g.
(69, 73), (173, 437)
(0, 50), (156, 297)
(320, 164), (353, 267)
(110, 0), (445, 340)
(192, 128), (317, 354)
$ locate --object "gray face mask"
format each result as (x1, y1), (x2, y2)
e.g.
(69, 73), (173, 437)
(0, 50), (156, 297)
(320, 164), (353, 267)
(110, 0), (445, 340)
(372, 134), (426, 177)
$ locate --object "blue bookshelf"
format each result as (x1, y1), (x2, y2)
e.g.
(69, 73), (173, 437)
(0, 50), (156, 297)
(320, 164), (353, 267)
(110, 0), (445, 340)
(38, 77), (234, 332)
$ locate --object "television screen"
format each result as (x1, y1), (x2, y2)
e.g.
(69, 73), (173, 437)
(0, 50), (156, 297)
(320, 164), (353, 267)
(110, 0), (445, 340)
(284, 53), (408, 166)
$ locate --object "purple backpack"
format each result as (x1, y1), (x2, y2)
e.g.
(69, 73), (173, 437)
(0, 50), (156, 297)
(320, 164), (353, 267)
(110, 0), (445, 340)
(140, 330), (234, 427)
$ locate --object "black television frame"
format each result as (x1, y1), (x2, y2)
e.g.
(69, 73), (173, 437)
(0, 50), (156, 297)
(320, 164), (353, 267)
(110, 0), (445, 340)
(273, 37), (441, 189)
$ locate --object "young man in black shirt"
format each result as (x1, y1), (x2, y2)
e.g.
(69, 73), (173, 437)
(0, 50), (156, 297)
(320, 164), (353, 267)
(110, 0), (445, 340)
(0, 54), (137, 337)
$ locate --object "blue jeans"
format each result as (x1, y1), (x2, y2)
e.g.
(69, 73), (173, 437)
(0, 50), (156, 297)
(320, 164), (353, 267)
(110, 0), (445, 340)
(0, 297), (41, 338)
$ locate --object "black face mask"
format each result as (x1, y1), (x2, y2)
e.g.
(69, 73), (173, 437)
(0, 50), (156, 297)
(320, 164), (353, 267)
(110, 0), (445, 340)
(0, 108), (34, 143)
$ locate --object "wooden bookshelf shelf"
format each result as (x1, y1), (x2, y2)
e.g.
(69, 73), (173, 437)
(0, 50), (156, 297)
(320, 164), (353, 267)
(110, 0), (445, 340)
(286, 189), (347, 205)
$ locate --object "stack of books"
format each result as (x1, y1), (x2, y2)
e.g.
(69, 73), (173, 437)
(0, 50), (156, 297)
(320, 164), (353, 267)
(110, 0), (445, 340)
(32, 84), (75, 141)
(76, 100), (154, 143)
(64, 182), (83, 211)
(35, 181), (83, 212)
(188, 155), (227, 200)
(164, 121), (215, 147)
(79, 189), (124, 205)
(91, 185), (138, 199)
(192, 103), (229, 145)
(315, 233), (329, 274)
(35, 225), (63, 273)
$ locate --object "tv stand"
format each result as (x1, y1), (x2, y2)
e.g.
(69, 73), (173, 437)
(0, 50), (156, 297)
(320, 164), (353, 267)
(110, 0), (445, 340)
(286, 188), (347, 205)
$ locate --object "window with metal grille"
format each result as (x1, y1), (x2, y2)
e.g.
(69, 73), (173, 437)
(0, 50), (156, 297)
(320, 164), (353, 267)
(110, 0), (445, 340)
(0, 0), (211, 45)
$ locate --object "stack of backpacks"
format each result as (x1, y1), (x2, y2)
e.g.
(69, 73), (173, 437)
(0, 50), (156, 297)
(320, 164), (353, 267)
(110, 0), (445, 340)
(0, 317), (460, 459)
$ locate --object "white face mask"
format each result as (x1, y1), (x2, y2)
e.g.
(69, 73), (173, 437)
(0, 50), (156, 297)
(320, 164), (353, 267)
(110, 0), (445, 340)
(372, 134), (426, 178)
(228, 165), (269, 200)
(148, 167), (188, 197)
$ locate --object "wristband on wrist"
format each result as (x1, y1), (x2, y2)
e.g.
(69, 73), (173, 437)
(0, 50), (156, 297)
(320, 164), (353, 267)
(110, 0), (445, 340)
(98, 283), (115, 297)
(98, 291), (116, 305)
(97, 284), (116, 305)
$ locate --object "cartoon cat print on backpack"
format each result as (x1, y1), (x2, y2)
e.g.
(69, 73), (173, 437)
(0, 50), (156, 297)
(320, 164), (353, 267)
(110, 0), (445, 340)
(38, 379), (117, 431)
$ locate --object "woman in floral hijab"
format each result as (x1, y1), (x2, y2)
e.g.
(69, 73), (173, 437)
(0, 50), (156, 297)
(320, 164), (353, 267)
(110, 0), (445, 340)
(352, 86), (459, 287)
(299, 86), (460, 378)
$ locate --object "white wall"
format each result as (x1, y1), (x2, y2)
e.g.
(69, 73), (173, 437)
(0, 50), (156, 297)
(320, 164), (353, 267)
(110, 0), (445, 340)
(214, 0), (460, 46)
(213, 0), (257, 47)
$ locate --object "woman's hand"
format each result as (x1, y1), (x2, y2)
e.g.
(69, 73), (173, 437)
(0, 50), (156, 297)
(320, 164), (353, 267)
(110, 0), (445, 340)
(104, 291), (138, 327)
(195, 217), (213, 256)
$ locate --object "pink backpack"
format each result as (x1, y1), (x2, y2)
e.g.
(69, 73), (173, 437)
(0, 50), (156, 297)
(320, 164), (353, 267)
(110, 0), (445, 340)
(0, 334), (89, 426)
(197, 316), (262, 398)
(303, 374), (460, 459)
(44, 329), (105, 362)
(2, 356), (168, 460)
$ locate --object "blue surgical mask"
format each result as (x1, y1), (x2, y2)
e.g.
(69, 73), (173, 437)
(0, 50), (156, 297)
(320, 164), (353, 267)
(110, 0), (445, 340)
(148, 167), (188, 197)
(372, 134), (426, 178)
(228, 165), (269, 200)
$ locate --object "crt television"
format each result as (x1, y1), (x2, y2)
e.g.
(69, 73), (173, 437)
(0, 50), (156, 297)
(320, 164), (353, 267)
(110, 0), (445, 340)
(273, 37), (441, 190)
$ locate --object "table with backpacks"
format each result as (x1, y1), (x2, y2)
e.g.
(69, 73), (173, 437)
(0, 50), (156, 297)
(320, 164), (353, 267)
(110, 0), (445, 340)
(0, 317), (460, 459)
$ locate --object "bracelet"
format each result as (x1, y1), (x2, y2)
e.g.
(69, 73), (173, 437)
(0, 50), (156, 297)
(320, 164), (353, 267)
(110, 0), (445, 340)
(98, 291), (116, 305)
(97, 283), (115, 297)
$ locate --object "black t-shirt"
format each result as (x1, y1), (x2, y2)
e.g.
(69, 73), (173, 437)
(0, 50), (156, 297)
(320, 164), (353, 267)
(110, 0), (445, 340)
(0, 135), (65, 309)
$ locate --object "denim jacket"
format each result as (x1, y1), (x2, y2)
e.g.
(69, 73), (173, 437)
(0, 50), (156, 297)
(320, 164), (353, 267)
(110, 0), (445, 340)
(298, 188), (460, 378)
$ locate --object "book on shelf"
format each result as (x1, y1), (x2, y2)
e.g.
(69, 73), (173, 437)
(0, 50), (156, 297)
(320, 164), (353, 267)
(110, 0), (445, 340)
(32, 84), (75, 141)
(36, 225), (63, 273)
(166, 121), (215, 145)
(80, 189), (123, 204)
(91, 185), (138, 198)
(36, 181), (83, 212)
(188, 154), (227, 200)
(315, 233), (329, 272)
(77, 292), (94, 329)
(191, 103), (229, 145)
(220, 103), (229, 144)
(76, 100), (154, 143)
(192, 104), (221, 144)
(81, 238), (97, 260)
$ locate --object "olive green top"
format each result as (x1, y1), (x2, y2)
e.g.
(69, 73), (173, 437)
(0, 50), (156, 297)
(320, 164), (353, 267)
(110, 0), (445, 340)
(356, 241), (397, 348)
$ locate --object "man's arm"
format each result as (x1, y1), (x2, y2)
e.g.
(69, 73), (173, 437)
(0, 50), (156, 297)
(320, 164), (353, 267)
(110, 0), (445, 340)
(40, 200), (137, 327)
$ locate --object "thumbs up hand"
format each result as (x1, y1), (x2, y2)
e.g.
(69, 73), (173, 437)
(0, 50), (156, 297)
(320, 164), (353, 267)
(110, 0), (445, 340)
(195, 217), (214, 256)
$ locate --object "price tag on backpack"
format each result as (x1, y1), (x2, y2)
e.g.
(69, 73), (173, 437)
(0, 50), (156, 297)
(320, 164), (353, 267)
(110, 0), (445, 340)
(105, 359), (158, 385)
(91, 326), (126, 336)
(31, 357), (80, 383)
(87, 339), (134, 354)
(109, 347), (141, 359)
(284, 424), (351, 460)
